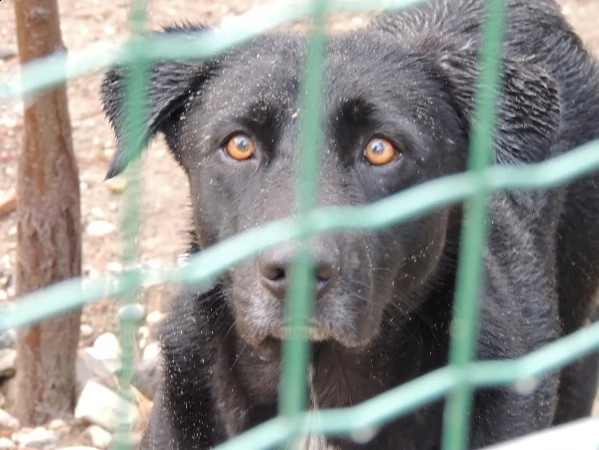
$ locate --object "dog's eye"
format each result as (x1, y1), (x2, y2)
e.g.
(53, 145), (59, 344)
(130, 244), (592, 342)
(364, 138), (400, 166)
(225, 134), (255, 161)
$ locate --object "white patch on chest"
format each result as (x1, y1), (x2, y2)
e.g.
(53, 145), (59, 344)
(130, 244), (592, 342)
(294, 434), (333, 450)
(293, 365), (338, 450)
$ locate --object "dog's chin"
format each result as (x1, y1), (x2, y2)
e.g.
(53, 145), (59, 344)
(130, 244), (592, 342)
(268, 325), (336, 343)
(235, 318), (376, 351)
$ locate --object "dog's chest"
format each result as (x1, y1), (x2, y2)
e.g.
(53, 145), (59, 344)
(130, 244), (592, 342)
(294, 366), (339, 450)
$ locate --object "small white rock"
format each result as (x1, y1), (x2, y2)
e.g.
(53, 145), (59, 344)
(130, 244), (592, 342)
(142, 341), (160, 361)
(83, 264), (102, 280)
(93, 333), (121, 357)
(137, 326), (149, 341)
(145, 259), (163, 270)
(80, 324), (94, 339)
(137, 327), (149, 350)
(146, 311), (164, 326)
(75, 380), (141, 431)
(104, 177), (127, 194)
(76, 348), (115, 392)
(132, 345), (161, 400)
(87, 269), (101, 279)
(13, 426), (58, 448)
(138, 338), (148, 351)
(106, 262), (123, 274)
(47, 418), (67, 431)
(0, 329), (16, 349)
(0, 437), (15, 450)
(86, 220), (116, 237)
(86, 333), (122, 374)
(90, 207), (104, 218)
(0, 349), (16, 378)
(0, 408), (19, 431)
(83, 425), (113, 449)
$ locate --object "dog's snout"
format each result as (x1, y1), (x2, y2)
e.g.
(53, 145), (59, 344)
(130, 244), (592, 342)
(258, 240), (340, 300)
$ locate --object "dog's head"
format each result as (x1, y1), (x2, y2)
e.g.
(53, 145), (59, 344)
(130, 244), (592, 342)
(101, 23), (560, 349)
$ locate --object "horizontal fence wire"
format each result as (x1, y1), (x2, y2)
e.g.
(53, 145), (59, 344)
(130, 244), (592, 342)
(2, 0), (599, 449)
(0, 0), (427, 102)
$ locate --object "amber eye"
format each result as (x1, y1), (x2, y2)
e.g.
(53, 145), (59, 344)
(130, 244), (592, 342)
(225, 134), (255, 160)
(364, 138), (399, 165)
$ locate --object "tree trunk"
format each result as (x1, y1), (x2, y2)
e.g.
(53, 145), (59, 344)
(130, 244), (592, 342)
(12, 0), (82, 425)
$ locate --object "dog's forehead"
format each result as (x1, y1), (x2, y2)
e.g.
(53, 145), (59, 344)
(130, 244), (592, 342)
(200, 31), (417, 116)
(203, 34), (303, 106)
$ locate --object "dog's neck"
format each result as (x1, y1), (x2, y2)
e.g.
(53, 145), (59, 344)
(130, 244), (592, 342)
(206, 297), (451, 447)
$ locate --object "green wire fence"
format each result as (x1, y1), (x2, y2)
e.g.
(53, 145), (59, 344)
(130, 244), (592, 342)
(1, 0), (599, 450)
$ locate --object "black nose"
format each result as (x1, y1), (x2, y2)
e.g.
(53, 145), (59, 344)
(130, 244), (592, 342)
(257, 240), (340, 300)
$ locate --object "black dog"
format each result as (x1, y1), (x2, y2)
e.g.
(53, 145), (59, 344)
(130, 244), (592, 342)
(100, 0), (599, 448)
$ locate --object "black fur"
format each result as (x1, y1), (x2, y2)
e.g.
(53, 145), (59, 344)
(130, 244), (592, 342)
(100, 0), (599, 448)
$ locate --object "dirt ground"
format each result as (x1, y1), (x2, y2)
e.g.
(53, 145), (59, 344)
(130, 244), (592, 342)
(0, 0), (599, 426)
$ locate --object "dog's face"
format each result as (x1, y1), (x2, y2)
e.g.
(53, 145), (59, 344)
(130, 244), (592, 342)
(101, 24), (560, 350)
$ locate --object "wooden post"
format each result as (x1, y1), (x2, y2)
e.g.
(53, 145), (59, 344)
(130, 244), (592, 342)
(13, 0), (82, 425)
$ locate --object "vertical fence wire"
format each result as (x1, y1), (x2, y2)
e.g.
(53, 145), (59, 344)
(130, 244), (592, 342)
(114, 0), (147, 447)
(279, 0), (329, 445)
(441, 1), (507, 449)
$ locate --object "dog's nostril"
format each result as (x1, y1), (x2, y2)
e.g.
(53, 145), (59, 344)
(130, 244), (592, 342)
(315, 263), (336, 283)
(262, 265), (286, 282)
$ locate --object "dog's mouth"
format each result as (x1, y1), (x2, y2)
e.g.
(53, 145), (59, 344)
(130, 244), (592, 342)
(236, 315), (375, 351)
(267, 325), (336, 342)
(246, 335), (334, 366)
(231, 269), (379, 351)
(236, 320), (334, 348)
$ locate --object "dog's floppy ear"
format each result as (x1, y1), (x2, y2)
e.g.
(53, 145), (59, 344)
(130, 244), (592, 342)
(100, 23), (217, 179)
(436, 48), (562, 165)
